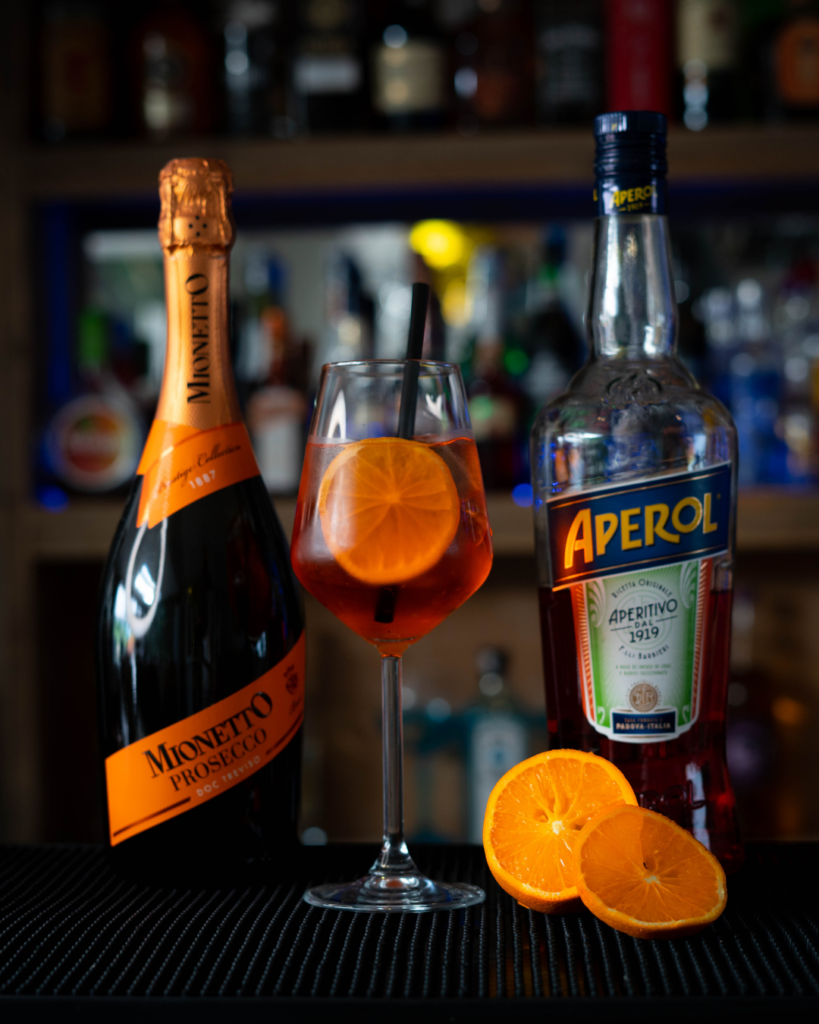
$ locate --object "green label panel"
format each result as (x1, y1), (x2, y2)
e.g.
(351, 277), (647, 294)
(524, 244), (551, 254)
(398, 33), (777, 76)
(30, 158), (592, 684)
(573, 559), (709, 743)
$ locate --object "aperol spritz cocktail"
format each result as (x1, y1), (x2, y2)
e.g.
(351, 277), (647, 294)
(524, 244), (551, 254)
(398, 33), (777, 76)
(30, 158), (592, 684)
(291, 360), (493, 912)
(292, 436), (492, 657)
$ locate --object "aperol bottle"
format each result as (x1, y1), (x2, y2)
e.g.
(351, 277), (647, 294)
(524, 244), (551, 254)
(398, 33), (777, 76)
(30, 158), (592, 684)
(531, 113), (743, 871)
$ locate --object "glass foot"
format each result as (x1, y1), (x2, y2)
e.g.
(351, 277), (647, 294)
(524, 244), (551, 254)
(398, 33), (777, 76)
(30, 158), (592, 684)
(304, 870), (485, 913)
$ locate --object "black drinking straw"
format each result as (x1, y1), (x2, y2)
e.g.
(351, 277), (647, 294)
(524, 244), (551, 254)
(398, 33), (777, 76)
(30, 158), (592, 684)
(374, 282), (430, 625)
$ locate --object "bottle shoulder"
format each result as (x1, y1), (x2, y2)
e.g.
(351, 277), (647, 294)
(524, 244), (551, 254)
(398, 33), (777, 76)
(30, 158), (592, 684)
(99, 475), (303, 647)
(532, 356), (735, 437)
(530, 356), (737, 496)
(105, 474), (292, 556)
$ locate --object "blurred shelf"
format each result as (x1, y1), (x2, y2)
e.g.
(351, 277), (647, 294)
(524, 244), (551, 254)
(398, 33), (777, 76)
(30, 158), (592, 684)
(20, 489), (819, 562)
(19, 125), (819, 200)
(23, 501), (126, 562)
(734, 489), (819, 551)
(486, 493), (534, 556)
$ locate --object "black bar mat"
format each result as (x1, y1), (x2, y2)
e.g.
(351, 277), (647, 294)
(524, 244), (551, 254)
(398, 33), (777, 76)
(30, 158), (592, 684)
(0, 842), (817, 1021)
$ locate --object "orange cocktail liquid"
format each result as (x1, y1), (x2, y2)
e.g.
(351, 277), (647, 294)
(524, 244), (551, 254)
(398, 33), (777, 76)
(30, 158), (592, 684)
(291, 436), (493, 656)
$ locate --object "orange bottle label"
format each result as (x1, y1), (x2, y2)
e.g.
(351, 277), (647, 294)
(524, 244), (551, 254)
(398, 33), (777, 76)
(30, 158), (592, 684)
(136, 419), (260, 529)
(105, 632), (305, 847)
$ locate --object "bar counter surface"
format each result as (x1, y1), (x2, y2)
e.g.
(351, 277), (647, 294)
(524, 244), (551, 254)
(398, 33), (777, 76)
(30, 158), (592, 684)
(0, 841), (817, 1023)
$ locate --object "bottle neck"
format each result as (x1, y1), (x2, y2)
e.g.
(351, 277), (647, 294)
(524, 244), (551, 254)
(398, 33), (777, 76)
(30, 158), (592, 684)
(587, 214), (677, 361)
(155, 248), (241, 428)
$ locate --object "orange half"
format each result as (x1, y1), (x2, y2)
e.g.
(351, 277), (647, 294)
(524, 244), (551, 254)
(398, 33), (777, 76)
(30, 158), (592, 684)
(483, 750), (637, 913)
(575, 804), (727, 939)
(317, 437), (460, 585)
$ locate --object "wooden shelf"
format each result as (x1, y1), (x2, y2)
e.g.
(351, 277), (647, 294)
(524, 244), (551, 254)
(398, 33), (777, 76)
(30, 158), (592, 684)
(733, 490), (819, 551)
(19, 125), (819, 200)
(21, 489), (819, 561)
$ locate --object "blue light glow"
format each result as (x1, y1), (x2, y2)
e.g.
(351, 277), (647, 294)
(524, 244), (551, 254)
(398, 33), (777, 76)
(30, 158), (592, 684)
(511, 483), (533, 507)
(36, 484), (69, 512)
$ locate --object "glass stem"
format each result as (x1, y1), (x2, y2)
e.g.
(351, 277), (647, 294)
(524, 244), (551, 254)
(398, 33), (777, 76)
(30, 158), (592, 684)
(373, 654), (417, 877)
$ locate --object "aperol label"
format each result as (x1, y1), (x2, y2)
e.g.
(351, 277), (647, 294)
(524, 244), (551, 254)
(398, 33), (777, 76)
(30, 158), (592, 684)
(548, 467), (731, 744)
(547, 464), (731, 589)
(594, 179), (666, 216)
(105, 633), (305, 847)
(571, 559), (711, 744)
(136, 419), (260, 529)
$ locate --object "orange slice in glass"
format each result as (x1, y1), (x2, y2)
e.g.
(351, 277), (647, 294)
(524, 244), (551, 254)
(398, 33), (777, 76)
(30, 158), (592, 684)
(483, 750), (637, 913)
(574, 804), (727, 939)
(318, 437), (460, 585)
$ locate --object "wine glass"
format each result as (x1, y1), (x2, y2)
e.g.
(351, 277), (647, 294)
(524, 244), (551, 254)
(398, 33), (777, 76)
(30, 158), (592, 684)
(291, 360), (493, 911)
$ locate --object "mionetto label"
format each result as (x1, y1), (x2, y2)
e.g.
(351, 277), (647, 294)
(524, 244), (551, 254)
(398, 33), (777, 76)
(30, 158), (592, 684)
(105, 633), (305, 846)
(547, 465), (731, 743)
(571, 559), (711, 743)
(136, 419), (260, 530)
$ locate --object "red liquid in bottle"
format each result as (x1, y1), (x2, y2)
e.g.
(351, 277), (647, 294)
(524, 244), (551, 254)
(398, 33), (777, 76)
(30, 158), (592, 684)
(539, 584), (743, 872)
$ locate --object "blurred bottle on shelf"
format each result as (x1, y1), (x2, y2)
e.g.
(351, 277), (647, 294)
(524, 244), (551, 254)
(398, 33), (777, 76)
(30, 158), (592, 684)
(406, 218), (471, 359)
(700, 279), (791, 485)
(534, 0), (603, 125)
(697, 285), (733, 407)
(300, 732), (328, 847)
(522, 227), (584, 410)
(40, 2), (113, 142)
(242, 257), (309, 494)
(771, 1), (819, 119)
(402, 648), (544, 843)
(772, 257), (819, 481)
(131, 1), (214, 139)
(724, 585), (818, 839)
(453, 0), (534, 131)
(744, 0), (819, 121)
(438, 0), (476, 133)
(32, 0), (819, 143)
(324, 250), (374, 362)
(676, 279), (709, 384)
(725, 590), (777, 838)
(606, 0), (672, 115)
(56, 212), (819, 482)
(463, 248), (529, 490)
(464, 647), (528, 844)
(403, 689), (463, 843)
(372, 0), (447, 131)
(676, 0), (739, 130)
(222, 0), (296, 138)
(731, 279), (785, 485)
(292, 0), (368, 133)
(44, 309), (143, 496)
(77, 229), (167, 418)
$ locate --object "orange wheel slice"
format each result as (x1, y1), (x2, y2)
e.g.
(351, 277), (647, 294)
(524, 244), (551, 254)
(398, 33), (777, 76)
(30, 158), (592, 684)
(483, 750), (637, 913)
(318, 437), (460, 586)
(574, 804), (727, 939)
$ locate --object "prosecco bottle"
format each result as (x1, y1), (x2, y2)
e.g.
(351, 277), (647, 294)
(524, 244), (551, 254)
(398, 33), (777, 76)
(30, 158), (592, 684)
(96, 158), (304, 881)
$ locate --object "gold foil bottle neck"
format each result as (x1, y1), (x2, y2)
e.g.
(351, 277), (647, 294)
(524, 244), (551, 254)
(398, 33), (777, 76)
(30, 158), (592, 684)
(158, 158), (235, 253)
